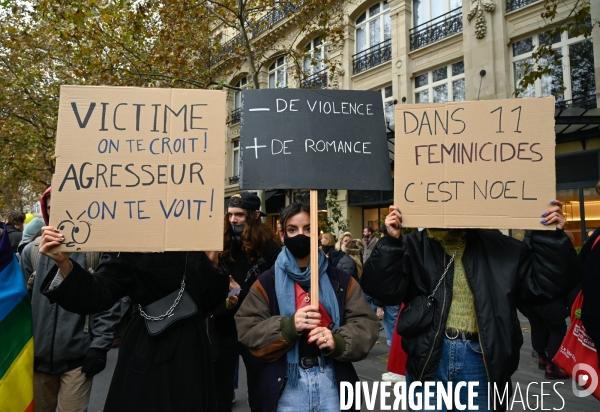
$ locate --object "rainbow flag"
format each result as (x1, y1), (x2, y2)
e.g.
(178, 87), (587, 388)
(0, 222), (34, 412)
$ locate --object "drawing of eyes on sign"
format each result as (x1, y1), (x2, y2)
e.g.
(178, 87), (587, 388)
(394, 97), (556, 230)
(50, 86), (226, 252)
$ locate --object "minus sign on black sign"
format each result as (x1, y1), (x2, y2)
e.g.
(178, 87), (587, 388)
(248, 108), (270, 112)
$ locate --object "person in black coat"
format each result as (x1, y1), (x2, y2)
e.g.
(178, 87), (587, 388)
(214, 192), (281, 412)
(38, 228), (229, 412)
(362, 201), (581, 411)
(518, 230), (571, 379)
(5, 210), (25, 253)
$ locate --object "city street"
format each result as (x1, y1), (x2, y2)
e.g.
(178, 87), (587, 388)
(88, 314), (599, 411)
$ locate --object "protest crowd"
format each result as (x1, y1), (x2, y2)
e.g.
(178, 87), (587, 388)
(0, 70), (599, 412)
(0, 92), (599, 412)
(3, 0), (600, 410)
(1, 179), (599, 411)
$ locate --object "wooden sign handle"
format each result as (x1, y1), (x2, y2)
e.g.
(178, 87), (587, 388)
(310, 189), (319, 308)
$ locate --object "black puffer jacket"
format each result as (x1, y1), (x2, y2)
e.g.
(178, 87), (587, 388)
(362, 229), (581, 391)
(329, 249), (357, 280)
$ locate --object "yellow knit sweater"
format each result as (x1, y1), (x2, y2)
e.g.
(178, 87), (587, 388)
(427, 229), (478, 333)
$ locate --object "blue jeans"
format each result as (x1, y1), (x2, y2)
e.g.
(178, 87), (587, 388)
(277, 364), (339, 412)
(364, 294), (399, 346)
(406, 337), (490, 411)
(381, 305), (400, 347)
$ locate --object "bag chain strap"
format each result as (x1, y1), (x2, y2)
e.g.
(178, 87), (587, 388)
(427, 243), (461, 301)
(138, 253), (189, 322)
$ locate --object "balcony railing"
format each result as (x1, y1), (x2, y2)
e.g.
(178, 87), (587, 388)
(229, 175), (240, 185)
(555, 95), (598, 110)
(211, 2), (304, 66)
(213, 37), (241, 65)
(230, 107), (241, 124)
(300, 69), (328, 89)
(248, 2), (302, 38)
(507, 0), (538, 12)
(353, 38), (392, 74)
(409, 7), (462, 51)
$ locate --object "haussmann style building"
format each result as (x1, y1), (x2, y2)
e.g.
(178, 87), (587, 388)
(213, 0), (600, 249)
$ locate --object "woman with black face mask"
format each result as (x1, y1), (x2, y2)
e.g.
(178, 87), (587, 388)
(214, 192), (281, 412)
(235, 202), (379, 412)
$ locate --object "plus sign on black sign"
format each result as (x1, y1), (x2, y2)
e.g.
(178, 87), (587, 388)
(240, 89), (393, 190)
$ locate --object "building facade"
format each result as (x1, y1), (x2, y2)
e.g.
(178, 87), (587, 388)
(219, 0), (600, 247)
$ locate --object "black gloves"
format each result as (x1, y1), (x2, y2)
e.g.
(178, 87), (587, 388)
(81, 348), (107, 378)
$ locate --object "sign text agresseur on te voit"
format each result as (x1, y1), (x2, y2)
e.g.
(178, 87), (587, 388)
(50, 86), (226, 252)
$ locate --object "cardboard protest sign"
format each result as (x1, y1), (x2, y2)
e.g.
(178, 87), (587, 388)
(240, 89), (393, 190)
(50, 86), (226, 252)
(395, 97), (556, 229)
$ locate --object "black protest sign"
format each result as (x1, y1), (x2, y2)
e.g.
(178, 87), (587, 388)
(240, 89), (393, 190)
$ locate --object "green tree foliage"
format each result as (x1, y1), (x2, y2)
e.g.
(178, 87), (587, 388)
(0, 0), (217, 210)
(324, 190), (349, 234)
(0, 0), (345, 211)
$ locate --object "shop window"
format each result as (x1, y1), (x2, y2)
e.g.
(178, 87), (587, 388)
(583, 186), (600, 240)
(363, 207), (392, 233)
(559, 188), (583, 247)
(556, 186), (600, 248)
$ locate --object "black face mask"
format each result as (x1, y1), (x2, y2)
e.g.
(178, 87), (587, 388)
(230, 224), (244, 245)
(284, 234), (311, 259)
(231, 224), (245, 235)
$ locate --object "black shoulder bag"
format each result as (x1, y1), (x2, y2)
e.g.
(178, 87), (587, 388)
(396, 244), (459, 339)
(139, 253), (198, 336)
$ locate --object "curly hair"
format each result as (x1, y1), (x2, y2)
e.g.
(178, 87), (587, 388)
(221, 209), (277, 263)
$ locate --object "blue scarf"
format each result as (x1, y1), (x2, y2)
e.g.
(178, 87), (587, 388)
(274, 248), (340, 387)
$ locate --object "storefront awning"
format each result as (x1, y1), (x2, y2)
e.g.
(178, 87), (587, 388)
(555, 97), (600, 144)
